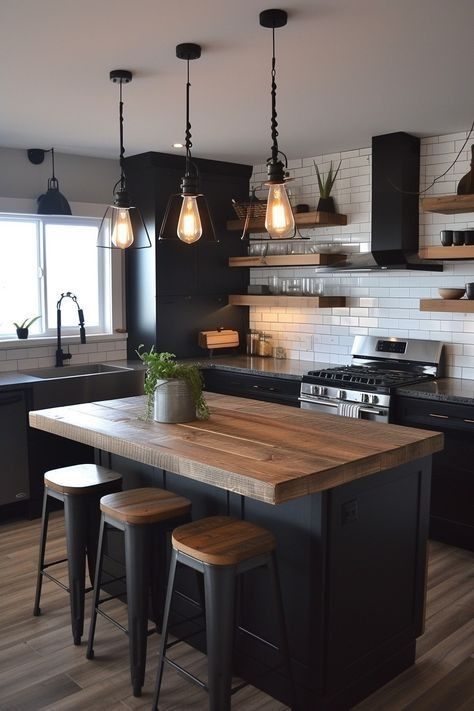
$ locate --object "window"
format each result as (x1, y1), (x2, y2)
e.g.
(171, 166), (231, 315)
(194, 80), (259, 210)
(0, 214), (111, 339)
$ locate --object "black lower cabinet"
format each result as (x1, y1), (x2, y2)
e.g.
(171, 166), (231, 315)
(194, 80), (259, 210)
(202, 368), (301, 407)
(104, 451), (431, 710)
(395, 395), (474, 551)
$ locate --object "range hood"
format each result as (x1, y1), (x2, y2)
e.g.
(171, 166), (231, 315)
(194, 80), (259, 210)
(320, 132), (442, 272)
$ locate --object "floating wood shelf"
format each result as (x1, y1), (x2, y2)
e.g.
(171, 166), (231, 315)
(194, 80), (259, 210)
(228, 253), (346, 268)
(421, 194), (474, 214)
(226, 210), (347, 233)
(419, 245), (474, 260)
(420, 299), (474, 313)
(229, 294), (346, 308)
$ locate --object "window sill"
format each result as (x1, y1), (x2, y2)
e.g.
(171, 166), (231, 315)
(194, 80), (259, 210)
(0, 332), (127, 350)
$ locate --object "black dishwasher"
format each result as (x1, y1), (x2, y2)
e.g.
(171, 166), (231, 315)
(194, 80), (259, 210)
(0, 390), (30, 505)
(395, 395), (473, 551)
(201, 368), (300, 407)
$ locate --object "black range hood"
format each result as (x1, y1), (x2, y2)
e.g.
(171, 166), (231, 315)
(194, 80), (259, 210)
(320, 132), (442, 272)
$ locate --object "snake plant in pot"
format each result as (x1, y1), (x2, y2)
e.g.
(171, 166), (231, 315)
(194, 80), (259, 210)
(136, 347), (209, 423)
(313, 159), (342, 213)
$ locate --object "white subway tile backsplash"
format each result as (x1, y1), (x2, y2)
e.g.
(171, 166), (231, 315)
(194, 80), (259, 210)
(249, 131), (474, 377)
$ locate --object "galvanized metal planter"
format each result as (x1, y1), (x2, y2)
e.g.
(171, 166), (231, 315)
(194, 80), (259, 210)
(153, 378), (196, 423)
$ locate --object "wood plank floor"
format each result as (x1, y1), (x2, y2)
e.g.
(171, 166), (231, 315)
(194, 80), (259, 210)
(0, 513), (472, 710)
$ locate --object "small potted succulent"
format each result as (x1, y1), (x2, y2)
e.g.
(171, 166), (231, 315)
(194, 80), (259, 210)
(313, 159), (342, 213)
(13, 316), (40, 340)
(136, 347), (209, 423)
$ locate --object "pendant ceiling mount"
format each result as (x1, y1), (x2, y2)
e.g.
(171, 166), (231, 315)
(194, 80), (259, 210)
(176, 43), (201, 61)
(259, 8), (288, 28)
(109, 69), (132, 84)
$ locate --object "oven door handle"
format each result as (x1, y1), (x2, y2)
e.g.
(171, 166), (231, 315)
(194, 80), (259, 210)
(299, 397), (385, 416)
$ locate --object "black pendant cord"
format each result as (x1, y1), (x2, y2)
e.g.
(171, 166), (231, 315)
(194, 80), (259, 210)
(184, 58), (193, 177)
(118, 80), (126, 192)
(270, 27), (279, 166)
(50, 148), (56, 181)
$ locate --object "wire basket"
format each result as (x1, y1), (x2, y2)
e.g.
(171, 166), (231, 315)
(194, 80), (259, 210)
(231, 198), (267, 221)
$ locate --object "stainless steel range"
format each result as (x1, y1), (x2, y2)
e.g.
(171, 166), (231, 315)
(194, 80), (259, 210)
(300, 336), (443, 423)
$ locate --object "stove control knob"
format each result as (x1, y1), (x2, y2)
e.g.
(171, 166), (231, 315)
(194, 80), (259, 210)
(311, 385), (320, 396)
(320, 387), (328, 397)
(371, 394), (379, 404)
(338, 390), (346, 399)
(361, 393), (370, 403)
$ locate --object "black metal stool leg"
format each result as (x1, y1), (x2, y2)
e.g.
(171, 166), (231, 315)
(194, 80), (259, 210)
(268, 551), (297, 710)
(152, 548), (178, 710)
(86, 514), (107, 660)
(204, 564), (236, 711)
(64, 493), (88, 645)
(85, 493), (102, 587)
(150, 524), (167, 633)
(33, 489), (50, 617)
(124, 523), (150, 697)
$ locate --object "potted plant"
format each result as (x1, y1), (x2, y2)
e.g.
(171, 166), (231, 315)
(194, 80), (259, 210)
(313, 159), (342, 213)
(136, 347), (209, 423)
(13, 316), (40, 340)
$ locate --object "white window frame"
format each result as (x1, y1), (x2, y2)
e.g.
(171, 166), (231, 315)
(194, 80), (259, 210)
(0, 212), (118, 340)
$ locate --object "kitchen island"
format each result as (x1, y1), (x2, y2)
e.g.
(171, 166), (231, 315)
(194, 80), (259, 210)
(30, 393), (443, 709)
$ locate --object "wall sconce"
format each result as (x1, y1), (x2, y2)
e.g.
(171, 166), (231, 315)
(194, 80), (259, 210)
(28, 147), (72, 215)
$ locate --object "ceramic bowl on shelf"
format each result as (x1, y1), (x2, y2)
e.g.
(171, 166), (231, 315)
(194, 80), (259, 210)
(438, 288), (465, 300)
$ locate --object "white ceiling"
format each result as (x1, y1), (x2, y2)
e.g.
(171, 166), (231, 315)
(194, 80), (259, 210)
(1, 0), (473, 166)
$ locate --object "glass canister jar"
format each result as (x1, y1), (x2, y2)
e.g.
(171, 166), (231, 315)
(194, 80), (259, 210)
(257, 332), (273, 357)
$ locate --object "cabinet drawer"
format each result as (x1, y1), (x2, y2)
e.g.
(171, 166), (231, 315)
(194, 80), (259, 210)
(202, 369), (300, 407)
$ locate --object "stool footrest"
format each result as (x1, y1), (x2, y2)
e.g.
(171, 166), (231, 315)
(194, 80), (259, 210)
(41, 570), (70, 593)
(95, 607), (156, 638)
(237, 624), (279, 653)
(43, 557), (68, 569)
(163, 657), (208, 691)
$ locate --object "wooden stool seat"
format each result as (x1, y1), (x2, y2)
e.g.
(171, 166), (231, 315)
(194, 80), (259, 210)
(100, 487), (191, 525)
(44, 464), (122, 495)
(172, 515), (276, 565)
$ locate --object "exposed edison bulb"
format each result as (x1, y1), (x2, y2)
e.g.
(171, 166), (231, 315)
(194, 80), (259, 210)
(177, 195), (202, 244)
(111, 208), (134, 249)
(265, 183), (295, 239)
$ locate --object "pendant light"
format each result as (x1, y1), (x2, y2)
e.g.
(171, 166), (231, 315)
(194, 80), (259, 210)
(36, 148), (72, 216)
(260, 8), (295, 240)
(159, 44), (218, 244)
(97, 70), (151, 250)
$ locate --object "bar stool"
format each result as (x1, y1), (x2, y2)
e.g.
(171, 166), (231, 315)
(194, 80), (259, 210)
(33, 463), (122, 645)
(86, 487), (192, 698)
(152, 515), (294, 711)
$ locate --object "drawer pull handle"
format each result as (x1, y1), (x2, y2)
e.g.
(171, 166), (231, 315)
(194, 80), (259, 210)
(429, 413), (449, 419)
(464, 419), (474, 424)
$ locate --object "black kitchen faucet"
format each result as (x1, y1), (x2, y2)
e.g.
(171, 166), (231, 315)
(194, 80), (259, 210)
(55, 292), (86, 367)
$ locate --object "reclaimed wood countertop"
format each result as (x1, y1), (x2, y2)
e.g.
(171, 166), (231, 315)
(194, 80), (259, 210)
(29, 393), (443, 505)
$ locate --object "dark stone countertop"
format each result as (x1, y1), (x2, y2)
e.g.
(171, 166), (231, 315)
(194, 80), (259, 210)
(182, 355), (332, 380)
(397, 378), (474, 406)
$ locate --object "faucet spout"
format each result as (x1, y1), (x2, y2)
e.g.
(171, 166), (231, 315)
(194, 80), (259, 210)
(55, 292), (87, 367)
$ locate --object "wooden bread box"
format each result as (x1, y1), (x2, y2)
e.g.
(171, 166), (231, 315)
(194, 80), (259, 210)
(198, 329), (239, 350)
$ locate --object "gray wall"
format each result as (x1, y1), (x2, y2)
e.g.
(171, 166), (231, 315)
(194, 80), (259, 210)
(0, 147), (118, 204)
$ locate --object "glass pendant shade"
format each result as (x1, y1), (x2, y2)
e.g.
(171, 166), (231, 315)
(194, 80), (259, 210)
(177, 195), (202, 243)
(265, 182), (295, 239)
(111, 206), (134, 249)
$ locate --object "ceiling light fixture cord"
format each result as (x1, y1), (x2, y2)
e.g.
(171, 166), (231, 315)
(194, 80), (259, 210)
(270, 26), (279, 165)
(118, 79), (126, 192)
(50, 148), (56, 181)
(185, 58), (193, 176)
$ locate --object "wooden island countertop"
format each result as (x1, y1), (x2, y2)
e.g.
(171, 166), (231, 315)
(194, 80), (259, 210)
(29, 392), (443, 505)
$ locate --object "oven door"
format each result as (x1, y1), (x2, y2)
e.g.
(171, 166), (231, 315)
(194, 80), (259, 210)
(299, 396), (389, 423)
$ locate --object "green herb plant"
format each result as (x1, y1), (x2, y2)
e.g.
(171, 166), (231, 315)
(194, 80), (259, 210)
(313, 159), (342, 198)
(13, 316), (41, 330)
(136, 347), (209, 421)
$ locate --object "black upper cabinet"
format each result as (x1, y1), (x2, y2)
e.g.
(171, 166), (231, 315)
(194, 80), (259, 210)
(124, 152), (252, 357)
